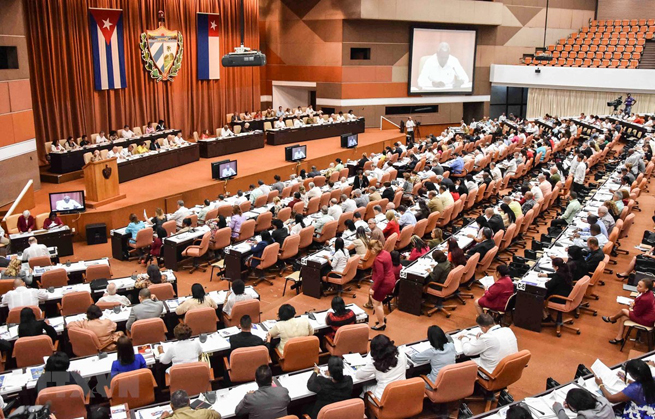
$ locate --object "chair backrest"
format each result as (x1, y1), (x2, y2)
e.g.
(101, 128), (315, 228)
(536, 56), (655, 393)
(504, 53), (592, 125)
(462, 252), (480, 281)
(96, 300), (122, 311)
(108, 369), (157, 409)
(68, 327), (103, 357)
(255, 211), (273, 232)
(331, 324), (369, 356)
(204, 208), (219, 222)
(209, 227), (232, 251)
(7, 305), (43, 324)
(85, 264), (112, 282)
(169, 362), (212, 396)
(184, 307), (218, 335)
(239, 200), (252, 213)
(162, 220), (177, 237)
(237, 219), (256, 241)
(225, 299), (261, 327)
(316, 221), (338, 243)
(28, 256), (52, 269)
(134, 228), (154, 249)
(298, 225), (316, 249)
(428, 360), (479, 403)
(280, 234), (300, 260)
(229, 346), (270, 383)
(280, 336), (320, 372)
(276, 207), (292, 223)
(60, 291), (94, 316)
(556, 276), (590, 312)
(476, 246), (499, 273)
(257, 242), (281, 270)
(492, 230), (504, 248)
(148, 283), (176, 301)
(13, 335), (55, 367)
(253, 194), (267, 208)
(484, 350), (532, 391)
(395, 225), (414, 250)
(131, 318), (167, 345)
(377, 377), (425, 418)
(40, 268), (69, 288)
(306, 197), (321, 215)
(218, 205), (234, 219)
(499, 224), (517, 251)
(317, 399), (365, 419)
(5, 214), (20, 234)
(337, 212), (354, 234)
(383, 233), (398, 253)
(619, 213), (635, 240)
(438, 265), (466, 297)
(36, 385), (88, 419)
(412, 218), (428, 239)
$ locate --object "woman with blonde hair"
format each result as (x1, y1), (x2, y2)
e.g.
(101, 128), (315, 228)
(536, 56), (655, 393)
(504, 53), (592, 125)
(603, 199), (620, 221)
(1, 258), (23, 279)
(428, 228), (444, 248)
(148, 207), (167, 231)
(382, 211), (399, 239)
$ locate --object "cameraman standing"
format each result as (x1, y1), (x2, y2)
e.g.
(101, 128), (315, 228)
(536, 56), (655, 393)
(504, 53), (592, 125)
(624, 93), (636, 115)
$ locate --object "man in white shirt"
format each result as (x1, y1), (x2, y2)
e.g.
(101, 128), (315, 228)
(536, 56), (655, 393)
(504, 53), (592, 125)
(417, 42), (470, 90)
(294, 106), (303, 117)
(170, 200), (191, 228)
(121, 125), (134, 139)
(2, 278), (47, 310)
(107, 146), (121, 159)
(274, 117), (286, 129)
(538, 174), (552, 197)
(314, 206), (334, 234)
(95, 131), (109, 144)
(571, 153), (587, 193)
(55, 195), (82, 211)
(50, 142), (65, 153)
(327, 198), (342, 220)
(530, 183), (544, 201)
(460, 314), (518, 373)
(306, 183), (322, 200)
(249, 184), (263, 205)
(220, 125), (234, 137)
(346, 110), (357, 121)
(490, 162), (502, 181)
(406, 117), (415, 143)
(98, 283), (131, 306)
(340, 194), (357, 213)
(336, 112), (346, 123)
(293, 117), (304, 128)
(21, 237), (50, 261)
(172, 132), (187, 146)
(257, 180), (270, 197)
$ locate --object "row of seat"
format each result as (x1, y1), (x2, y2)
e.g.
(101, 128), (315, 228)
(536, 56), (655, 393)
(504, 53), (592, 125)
(588, 19), (655, 27)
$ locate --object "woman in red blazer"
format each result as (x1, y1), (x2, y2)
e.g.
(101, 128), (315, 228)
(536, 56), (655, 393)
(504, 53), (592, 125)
(369, 240), (396, 331)
(17, 210), (35, 233)
(382, 211), (400, 239)
(603, 278), (655, 344)
(474, 265), (515, 315)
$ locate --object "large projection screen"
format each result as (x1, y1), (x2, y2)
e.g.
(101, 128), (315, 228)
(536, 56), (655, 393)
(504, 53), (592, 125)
(408, 28), (477, 95)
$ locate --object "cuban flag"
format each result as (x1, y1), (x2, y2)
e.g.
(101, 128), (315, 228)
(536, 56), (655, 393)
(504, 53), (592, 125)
(197, 13), (220, 80)
(88, 8), (126, 90)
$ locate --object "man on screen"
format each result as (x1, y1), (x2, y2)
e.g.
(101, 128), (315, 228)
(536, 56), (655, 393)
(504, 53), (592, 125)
(293, 148), (306, 160)
(221, 164), (237, 178)
(55, 195), (82, 211)
(417, 42), (470, 90)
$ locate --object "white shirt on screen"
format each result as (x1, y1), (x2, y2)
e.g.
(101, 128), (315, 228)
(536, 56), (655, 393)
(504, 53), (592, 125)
(417, 54), (470, 89)
(222, 166), (236, 178)
(293, 150), (305, 160)
(56, 198), (82, 211)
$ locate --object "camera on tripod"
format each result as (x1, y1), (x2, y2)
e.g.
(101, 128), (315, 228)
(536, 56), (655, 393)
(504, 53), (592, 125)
(607, 96), (623, 110)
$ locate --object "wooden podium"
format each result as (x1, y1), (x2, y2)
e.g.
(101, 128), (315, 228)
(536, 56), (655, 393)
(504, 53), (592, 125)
(83, 158), (126, 209)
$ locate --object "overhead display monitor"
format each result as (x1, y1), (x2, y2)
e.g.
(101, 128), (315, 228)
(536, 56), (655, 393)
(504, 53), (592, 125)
(408, 27), (477, 95)
(212, 160), (238, 180)
(285, 144), (307, 162)
(341, 133), (358, 149)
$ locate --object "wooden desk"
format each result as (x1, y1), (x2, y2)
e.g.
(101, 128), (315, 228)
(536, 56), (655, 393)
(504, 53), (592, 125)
(198, 131), (265, 158)
(10, 227), (74, 258)
(117, 143), (199, 183)
(266, 119), (365, 146)
(513, 280), (548, 333)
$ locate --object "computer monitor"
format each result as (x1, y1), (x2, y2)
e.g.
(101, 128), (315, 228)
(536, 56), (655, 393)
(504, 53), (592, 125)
(285, 144), (307, 162)
(49, 191), (86, 214)
(211, 160), (238, 180)
(341, 133), (358, 148)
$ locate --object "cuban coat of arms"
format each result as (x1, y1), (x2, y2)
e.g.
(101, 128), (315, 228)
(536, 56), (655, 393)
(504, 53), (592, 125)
(140, 13), (183, 81)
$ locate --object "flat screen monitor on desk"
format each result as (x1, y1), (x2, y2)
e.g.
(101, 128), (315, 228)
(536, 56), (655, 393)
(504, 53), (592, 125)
(49, 191), (85, 214)
(212, 160), (238, 180)
(341, 133), (358, 148)
(285, 144), (307, 162)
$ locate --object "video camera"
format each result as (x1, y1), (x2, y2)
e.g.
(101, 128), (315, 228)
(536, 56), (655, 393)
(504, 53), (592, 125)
(8, 405), (50, 419)
(607, 96), (623, 110)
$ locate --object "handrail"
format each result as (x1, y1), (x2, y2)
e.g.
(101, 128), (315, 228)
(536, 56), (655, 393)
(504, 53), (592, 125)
(2, 180), (33, 222)
(380, 116), (400, 130)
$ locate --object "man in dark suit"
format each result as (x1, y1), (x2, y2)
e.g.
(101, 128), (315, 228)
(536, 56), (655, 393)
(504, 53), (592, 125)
(271, 219), (289, 247)
(229, 315), (268, 354)
(356, 153), (369, 169)
(235, 365), (291, 419)
(353, 171), (369, 190)
(585, 237), (605, 274)
(466, 227), (495, 260)
(381, 182), (395, 202)
(485, 208), (505, 233)
(308, 166), (321, 177)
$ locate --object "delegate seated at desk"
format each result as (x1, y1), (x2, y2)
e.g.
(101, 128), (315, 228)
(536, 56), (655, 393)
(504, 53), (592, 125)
(223, 279), (255, 316)
(306, 357), (354, 419)
(163, 390), (221, 419)
(17, 210), (35, 233)
(229, 314), (268, 354)
(175, 283), (218, 316)
(409, 325), (456, 389)
(67, 305), (123, 352)
(18, 306), (57, 343)
(126, 288), (164, 331)
(111, 336), (147, 377)
(170, 200), (191, 228)
(21, 237), (50, 262)
(458, 313), (518, 374)
(356, 334), (407, 400)
(126, 213), (146, 244)
(267, 304), (313, 355)
(160, 323), (204, 368)
(98, 283), (131, 307)
(36, 352), (90, 397)
(2, 278), (47, 309)
(235, 365), (290, 419)
(43, 212), (64, 229)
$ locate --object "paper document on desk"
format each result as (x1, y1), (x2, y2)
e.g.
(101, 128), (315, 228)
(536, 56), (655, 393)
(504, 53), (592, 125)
(343, 353), (367, 367)
(522, 397), (557, 418)
(452, 327), (482, 354)
(404, 341), (432, 358)
(479, 276), (495, 290)
(278, 371), (313, 399)
(219, 326), (240, 337)
(616, 296), (634, 306)
(137, 405), (173, 419)
(211, 382), (259, 417)
(591, 359), (624, 393)
(348, 304), (366, 317)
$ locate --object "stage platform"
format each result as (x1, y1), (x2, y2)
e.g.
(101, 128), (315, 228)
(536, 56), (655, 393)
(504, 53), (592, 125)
(17, 128), (405, 240)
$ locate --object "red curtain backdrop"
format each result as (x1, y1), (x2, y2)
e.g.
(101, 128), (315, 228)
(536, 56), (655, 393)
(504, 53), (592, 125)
(24, 0), (260, 165)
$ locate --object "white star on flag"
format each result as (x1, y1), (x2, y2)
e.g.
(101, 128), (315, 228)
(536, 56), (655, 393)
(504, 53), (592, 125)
(210, 21), (217, 30)
(102, 18), (113, 29)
